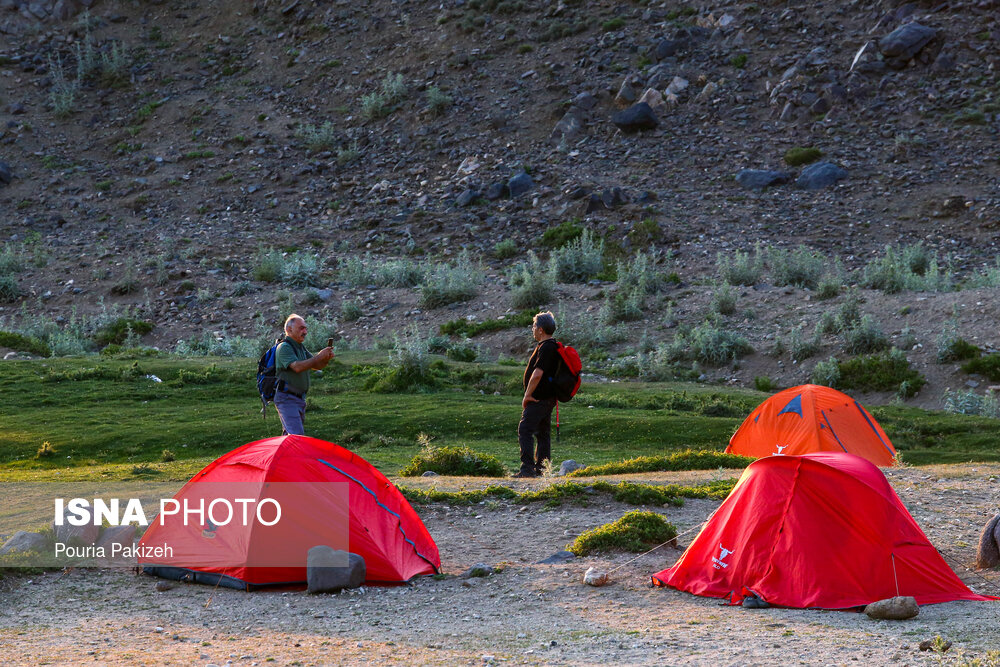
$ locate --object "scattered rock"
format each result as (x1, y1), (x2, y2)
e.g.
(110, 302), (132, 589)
(879, 22), (939, 69)
(796, 161), (848, 190)
(611, 102), (659, 133)
(53, 504), (99, 547)
(306, 546), (366, 593)
(975, 513), (1000, 569)
(0, 160), (12, 185)
(0, 530), (47, 556)
(154, 581), (177, 592)
(864, 596), (919, 620)
(583, 567), (609, 586)
(557, 460), (586, 476)
(654, 38), (682, 60)
(484, 182), (508, 200)
(455, 189), (479, 207)
(421, 470), (439, 477)
(919, 638), (952, 652)
(551, 108), (586, 146)
(536, 550), (576, 564)
(735, 169), (792, 190)
(95, 525), (136, 559)
(462, 562), (493, 578)
(507, 171), (534, 198)
(638, 88), (666, 113)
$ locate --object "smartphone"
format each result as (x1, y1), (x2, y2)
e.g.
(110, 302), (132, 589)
(327, 338), (334, 348)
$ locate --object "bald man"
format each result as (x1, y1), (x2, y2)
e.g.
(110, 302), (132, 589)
(274, 313), (334, 435)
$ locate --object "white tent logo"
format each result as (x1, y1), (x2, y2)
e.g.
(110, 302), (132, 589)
(713, 543), (735, 569)
(773, 444), (789, 455)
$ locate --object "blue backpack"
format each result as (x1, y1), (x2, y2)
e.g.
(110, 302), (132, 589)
(256, 337), (284, 418)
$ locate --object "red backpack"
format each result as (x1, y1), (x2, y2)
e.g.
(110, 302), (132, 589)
(551, 342), (582, 402)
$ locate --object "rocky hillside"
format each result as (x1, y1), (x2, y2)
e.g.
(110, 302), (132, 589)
(0, 0), (999, 408)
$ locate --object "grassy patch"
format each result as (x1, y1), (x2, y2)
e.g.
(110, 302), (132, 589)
(400, 444), (508, 477)
(783, 147), (822, 166)
(569, 510), (676, 556)
(961, 354), (1000, 381)
(836, 350), (927, 397)
(540, 220), (584, 248)
(0, 331), (51, 357)
(440, 311), (534, 338)
(568, 450), (754, 477)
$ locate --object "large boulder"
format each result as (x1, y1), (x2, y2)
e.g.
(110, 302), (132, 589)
(53, 504), (99, 547)
(864, 596), (919, 620)
(879, 22), (939, 69)
(796, 162), (848, 190)
(96, 525), (136, 562)
(612, 102), (659, 133)
(307, 546), (365, 593)
(507, 171), (534, 198)
(0, 531), (47, 556)
(976, 514), (1000, 569)
(557, 460), (586, 477)
(0, 160), (12, 185)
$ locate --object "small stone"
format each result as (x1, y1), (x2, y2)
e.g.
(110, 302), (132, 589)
(735, 169), (792, 190)
(584, 567), (609, 586)
(507, 171), (534, 198)
(796, 161), (848, 190)
(455, 189), (479, 207)
(421, 470), (439, 477)
(0, 160), (12, 185)
(611, 102), (658, 133)
(864, 596), (919, 620)
(654, 39), (682, 60)
(154, 581), (176, 592)
(536, 551), (576, 564)
(919, 639), (952, 652)
(557, 460), (586, 476)
(484, 182), (508, 200)
(462, 562), (493, 578)
(0, 531), (47, 555)
(307, 547), (365, 593)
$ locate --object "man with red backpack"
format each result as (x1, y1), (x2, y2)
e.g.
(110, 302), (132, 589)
(515, 311), (582, 478)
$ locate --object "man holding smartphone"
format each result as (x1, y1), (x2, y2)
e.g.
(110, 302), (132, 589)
(274, 313), (334, 436)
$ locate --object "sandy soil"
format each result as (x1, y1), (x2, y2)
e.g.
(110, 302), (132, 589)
(1, 464), (998, 666)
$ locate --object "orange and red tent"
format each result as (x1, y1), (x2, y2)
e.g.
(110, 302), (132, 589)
(653, 452), (996, 608)
(726, 384), (896, 466)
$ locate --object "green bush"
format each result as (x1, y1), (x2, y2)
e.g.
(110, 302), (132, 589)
(425, 86), (452, 116)
(366, 330), (438, 392)
(509, 252), (555, 309)
(600, 287), (644, 324)
(569, 510), (676, 556)
(296, 122), (338, 152)
(671, 320), (753, 366)
(767, 245), (825, 289)
(836, 349), (927, 397)
(420, 252), (482, 308)
(341, 300), (363, 322)
(400, 445), (508, 477)
(540, 220), (584, 248)
(493, 239), (518, 259)
(935, 319), (980, 363)
(717, 245), (763, 286)
(961, 354), (1000, 381)
(784, 146), (822, 166)
(441, 311), (533, 337)
(710, 284), (737, 315)
(754, 376), (776, 392)
(0, 331), (51, 357)
(861, 244), (954, 294)
(567, 450), (753, 477)
(93, 318), (154, 348)
(811, 356), (841, 387)
(551, 228), (603, 283)
(840, 315), (889, 355)
(787, 324), (822, 362)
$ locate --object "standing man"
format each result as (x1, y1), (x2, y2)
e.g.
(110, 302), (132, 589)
(274, 313), (334, 436)
(515, 311), (559, 478)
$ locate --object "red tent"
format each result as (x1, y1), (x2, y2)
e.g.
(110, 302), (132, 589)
(653, 452), (994, 608)
(140, 435), (439, 589)
(726, 384), (896, 466)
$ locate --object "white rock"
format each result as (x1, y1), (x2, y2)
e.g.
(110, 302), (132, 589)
(584, 567), (609, 586)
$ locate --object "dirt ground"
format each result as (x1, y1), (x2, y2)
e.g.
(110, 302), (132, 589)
(1, 464), (999, 666)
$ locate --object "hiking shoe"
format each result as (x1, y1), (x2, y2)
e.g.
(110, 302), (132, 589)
(512, 470), (537, 479)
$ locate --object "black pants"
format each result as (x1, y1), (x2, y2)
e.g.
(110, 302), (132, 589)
(518, 397), (557, 475)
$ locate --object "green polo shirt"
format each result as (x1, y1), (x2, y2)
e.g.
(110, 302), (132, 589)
(275, 339), (312, 395)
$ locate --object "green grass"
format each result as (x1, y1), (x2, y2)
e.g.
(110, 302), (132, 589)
(0, 355), (998, 482)
(440, 311), (534, 337)
(569, 510), (676, 556)
(568, 450), (754, 477)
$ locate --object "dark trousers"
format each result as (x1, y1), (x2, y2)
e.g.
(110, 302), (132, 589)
(518, 397), (557, 474)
